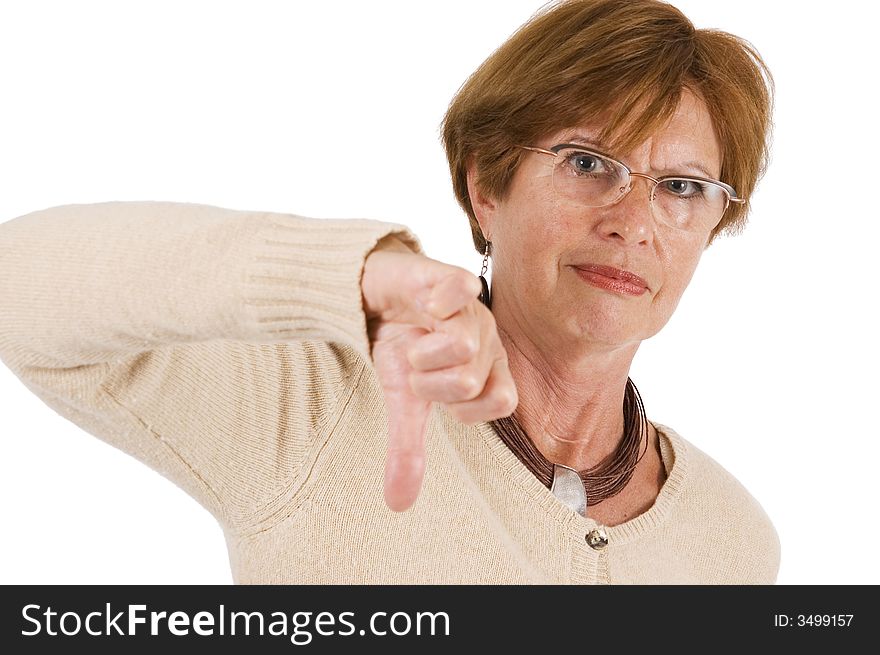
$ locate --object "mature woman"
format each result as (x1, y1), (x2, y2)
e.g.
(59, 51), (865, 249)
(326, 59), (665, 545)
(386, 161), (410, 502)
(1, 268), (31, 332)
(0, 0), (777, 584)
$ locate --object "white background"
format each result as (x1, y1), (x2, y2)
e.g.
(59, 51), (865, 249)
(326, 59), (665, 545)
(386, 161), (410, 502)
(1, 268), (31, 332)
(1, 0), (877, 585)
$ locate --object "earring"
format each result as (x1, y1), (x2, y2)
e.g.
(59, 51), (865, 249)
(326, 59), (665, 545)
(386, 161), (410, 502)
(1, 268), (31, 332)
(478, 240), (492, 309)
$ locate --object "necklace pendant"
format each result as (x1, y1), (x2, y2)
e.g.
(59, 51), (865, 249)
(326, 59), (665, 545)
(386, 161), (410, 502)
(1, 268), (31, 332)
(550, 463), (587, 518)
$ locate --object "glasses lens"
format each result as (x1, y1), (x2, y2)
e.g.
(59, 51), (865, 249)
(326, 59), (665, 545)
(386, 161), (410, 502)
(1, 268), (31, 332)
(551, 147), (628, 208)
(652, 178), (729, 232)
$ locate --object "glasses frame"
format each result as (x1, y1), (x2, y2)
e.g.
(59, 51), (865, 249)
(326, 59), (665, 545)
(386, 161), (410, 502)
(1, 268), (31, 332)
(516, 143), (745, 231)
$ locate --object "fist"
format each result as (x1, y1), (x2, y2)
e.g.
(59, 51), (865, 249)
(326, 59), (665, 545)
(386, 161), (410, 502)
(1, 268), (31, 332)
(361, 237), (518, 512)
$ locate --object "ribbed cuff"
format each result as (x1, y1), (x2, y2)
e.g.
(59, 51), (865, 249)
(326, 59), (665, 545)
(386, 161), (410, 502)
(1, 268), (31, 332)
(241, 212), (423, 364)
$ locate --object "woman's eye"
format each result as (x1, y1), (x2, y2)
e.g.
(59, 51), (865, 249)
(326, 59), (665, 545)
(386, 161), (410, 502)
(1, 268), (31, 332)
(663, 179), (703, 197)
(567, 153), (606, 175)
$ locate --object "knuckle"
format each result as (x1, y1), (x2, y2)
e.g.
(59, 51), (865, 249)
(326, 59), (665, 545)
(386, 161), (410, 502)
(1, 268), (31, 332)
(456, 334), (479, 359)
(485, 387), (512, 416)
(494, 389), (517, 414)
(482, 314), (500, 342)
(504, 390), (519, 414)
(458, 268), (479, 287)
(453, 270), (481, 300)
(455, 372), (482, 399)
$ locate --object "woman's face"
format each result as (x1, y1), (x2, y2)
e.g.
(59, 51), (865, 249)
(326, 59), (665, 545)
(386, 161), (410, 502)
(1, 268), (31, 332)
(471, 88), (722, 353)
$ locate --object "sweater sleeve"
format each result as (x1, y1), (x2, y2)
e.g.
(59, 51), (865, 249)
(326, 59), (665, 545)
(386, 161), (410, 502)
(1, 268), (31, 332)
(0, 200), (424, 529)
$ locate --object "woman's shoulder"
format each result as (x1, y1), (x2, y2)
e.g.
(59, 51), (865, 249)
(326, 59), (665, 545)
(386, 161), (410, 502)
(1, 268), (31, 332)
(654, 422), (781, 583)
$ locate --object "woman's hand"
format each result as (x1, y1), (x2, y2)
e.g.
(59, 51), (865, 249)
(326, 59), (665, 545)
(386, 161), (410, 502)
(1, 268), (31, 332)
(361, 237), (518, 512)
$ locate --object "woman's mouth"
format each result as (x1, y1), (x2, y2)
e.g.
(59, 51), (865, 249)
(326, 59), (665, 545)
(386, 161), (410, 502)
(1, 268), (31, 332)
(572, 264), (649, 296)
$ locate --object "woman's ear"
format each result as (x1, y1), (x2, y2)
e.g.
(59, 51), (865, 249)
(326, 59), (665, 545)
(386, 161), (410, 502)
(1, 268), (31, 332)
(466, 159), (498, 240)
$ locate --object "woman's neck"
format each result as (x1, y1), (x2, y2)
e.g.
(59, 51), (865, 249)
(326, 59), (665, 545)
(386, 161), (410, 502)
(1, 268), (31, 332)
(495, 316), (640, 472)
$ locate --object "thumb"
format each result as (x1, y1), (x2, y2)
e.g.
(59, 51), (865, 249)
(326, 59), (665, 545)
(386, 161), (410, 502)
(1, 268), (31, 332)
(374, 330), (433, 512)
(382, 386), (432, 513)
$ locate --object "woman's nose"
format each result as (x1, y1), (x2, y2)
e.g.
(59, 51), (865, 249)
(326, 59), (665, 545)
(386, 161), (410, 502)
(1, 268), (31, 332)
(595, 177), (656, 245)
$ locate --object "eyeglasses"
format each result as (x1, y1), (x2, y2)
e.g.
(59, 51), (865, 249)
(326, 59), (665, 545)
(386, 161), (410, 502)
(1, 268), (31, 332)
(516, 144), (745, 233)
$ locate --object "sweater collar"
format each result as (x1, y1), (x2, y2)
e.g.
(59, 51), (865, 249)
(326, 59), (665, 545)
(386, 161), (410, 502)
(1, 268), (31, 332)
(438, 404), (689, 544)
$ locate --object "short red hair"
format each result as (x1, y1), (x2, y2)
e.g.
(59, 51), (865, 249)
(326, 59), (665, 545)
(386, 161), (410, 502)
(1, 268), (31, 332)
(440, 0), (774, 251)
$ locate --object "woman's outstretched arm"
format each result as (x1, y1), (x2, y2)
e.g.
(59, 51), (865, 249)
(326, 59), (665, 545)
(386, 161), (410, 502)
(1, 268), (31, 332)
(0, 200), (422, 529)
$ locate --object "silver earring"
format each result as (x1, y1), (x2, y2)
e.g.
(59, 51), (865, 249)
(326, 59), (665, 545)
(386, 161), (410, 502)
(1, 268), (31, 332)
(478, 240), (492, 309)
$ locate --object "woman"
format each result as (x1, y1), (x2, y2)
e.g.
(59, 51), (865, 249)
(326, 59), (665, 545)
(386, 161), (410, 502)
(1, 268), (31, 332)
(0, 0), (778, 583)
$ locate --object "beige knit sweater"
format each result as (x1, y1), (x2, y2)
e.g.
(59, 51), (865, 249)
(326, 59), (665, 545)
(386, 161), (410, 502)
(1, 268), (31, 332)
(0, 201), (780, 584)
